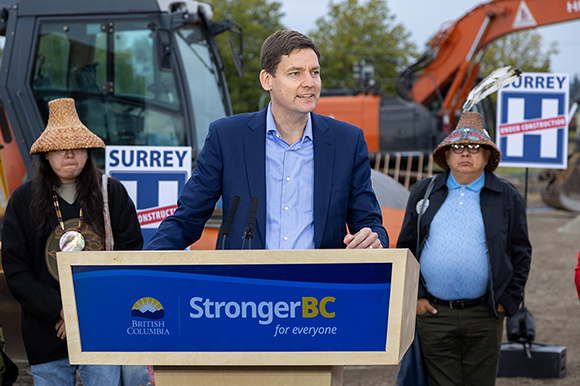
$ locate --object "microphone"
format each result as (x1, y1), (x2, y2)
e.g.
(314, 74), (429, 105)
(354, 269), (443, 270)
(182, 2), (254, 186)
(221, 195), (240, 250)
(242, 196), (259, 249)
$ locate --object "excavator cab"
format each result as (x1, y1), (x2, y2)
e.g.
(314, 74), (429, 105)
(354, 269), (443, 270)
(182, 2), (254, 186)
(0, 0), (241, 181)
(31, 20), (193, 155)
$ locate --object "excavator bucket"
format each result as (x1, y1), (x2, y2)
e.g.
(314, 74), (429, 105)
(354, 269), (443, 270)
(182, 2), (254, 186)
(540, 153), (580, 211)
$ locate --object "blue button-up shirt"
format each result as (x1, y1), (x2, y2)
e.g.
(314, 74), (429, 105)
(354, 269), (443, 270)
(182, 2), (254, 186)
(265, 104), (315, 249)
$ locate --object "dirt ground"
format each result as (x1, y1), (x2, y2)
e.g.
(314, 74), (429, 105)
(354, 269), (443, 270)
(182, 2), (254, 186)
(344, 172), (580, 385)
(3, 172), (580, 385)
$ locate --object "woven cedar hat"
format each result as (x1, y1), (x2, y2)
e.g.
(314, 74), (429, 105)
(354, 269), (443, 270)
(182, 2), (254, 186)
(432, 111), (501, 172)
(29, 98), (105, 155)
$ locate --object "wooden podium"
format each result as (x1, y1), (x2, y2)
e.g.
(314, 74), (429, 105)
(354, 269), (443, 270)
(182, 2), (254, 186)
(57, 249), (419, 385)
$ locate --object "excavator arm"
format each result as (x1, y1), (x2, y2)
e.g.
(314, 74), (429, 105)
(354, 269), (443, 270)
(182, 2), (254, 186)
(402, 0), (580, 129)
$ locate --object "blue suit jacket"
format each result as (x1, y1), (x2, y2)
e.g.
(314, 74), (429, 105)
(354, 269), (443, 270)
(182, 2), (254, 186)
(146, 108), (388, 250)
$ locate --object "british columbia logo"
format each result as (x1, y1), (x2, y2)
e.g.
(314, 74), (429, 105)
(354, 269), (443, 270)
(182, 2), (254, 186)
(132, 297), (165, 319)
(127, 297), (170, 336)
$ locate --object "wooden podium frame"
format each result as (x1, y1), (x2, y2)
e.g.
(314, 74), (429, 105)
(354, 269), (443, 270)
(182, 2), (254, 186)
(58, 249), (419, 385)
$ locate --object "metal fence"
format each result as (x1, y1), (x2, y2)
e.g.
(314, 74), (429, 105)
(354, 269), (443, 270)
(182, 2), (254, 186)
(370, 151), (436, 190)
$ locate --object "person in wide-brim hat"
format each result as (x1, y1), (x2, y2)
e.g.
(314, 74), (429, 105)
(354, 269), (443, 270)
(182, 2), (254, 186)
(2, 97), (146, 385)
(432, 111), (501, 172)
(29, 98), (105, 155)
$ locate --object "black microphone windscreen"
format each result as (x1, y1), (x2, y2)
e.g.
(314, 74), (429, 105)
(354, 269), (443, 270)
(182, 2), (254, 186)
(247, 196), (259, 238)
(222, 195), (240, 237)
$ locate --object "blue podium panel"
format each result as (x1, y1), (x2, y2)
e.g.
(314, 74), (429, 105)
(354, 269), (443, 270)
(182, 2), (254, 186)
(72, 263), (391, 352)
(58, 249), (419, 366)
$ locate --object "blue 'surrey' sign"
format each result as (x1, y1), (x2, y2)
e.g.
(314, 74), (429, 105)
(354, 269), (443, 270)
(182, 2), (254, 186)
(72, 263), (392, 352)
(496, 72), (569, 169)
(105, 146), (191, 246)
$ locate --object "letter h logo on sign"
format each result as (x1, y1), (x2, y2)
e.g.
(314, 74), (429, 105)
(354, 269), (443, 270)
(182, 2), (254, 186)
(496, 73), (569, 169)
(110, 170), (188, 245)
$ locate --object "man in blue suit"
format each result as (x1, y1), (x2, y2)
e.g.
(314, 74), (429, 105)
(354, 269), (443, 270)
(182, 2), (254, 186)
(147, 30), (388, 250)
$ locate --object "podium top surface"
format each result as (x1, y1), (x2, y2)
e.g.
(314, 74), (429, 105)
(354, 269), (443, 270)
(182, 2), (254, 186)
(58, 248), (413, 265)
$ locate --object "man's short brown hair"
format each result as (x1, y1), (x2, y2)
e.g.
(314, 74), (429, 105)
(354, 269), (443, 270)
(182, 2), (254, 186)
(260, 30), (321, 76)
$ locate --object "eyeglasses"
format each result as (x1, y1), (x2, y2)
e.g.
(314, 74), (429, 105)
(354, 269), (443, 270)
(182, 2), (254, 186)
(450, 144), (481, 154)
(52, 149), (87, 156)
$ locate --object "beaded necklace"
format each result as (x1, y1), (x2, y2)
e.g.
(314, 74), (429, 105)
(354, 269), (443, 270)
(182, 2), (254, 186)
(52, 186), (85, 251)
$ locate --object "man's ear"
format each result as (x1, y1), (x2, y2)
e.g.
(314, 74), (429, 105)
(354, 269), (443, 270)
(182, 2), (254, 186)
(260, 69), (272, 92)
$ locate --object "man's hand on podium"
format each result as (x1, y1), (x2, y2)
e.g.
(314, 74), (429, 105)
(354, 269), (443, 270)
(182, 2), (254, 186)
(344, 227), (382, 249)
(56, 308), (66, 340)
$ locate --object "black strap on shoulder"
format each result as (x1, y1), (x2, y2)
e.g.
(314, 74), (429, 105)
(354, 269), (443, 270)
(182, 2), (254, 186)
(416, 175), (437, 256)
(416, 175), (439, 302)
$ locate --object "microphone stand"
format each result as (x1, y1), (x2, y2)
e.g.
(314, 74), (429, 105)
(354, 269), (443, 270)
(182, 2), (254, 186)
(242, 196), (259, 249)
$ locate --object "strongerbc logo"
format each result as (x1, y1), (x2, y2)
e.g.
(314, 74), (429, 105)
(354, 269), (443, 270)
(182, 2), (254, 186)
(132, 297), (165, 319)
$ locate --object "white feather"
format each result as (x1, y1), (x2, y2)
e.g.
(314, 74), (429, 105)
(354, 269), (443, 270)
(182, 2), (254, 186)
(463, 66), (522, 111)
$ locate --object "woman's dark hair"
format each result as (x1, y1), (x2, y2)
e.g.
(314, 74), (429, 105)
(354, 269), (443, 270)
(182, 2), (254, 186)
(31, 149), (104, 235)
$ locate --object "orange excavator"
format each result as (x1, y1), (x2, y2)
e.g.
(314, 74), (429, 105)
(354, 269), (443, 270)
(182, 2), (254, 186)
(315, 0), (580, 155)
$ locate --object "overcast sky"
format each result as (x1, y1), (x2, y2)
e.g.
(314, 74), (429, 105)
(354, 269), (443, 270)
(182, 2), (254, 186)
(276, 0), (580, 78)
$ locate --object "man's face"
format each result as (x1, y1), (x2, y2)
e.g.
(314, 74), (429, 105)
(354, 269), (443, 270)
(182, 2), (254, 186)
(445, 144), (490, 184)
(260, 48), (321, 119)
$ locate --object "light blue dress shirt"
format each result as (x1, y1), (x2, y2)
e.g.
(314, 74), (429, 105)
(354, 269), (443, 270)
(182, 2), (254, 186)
(420, 172), (490, 300)
(265, 104), (315, 249)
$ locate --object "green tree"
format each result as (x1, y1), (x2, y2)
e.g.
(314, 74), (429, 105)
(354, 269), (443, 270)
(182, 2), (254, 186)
(207, 0), (285, 113)
(480, 30), (558, 75)
(309, 0), (417, 93)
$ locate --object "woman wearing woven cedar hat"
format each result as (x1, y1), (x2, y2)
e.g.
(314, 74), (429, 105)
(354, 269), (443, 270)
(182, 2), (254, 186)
(396, 111), (532, 386)
(1, 98), (144, 386)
